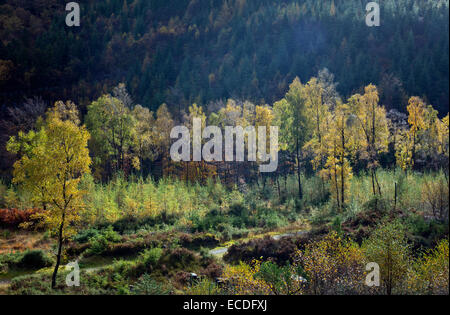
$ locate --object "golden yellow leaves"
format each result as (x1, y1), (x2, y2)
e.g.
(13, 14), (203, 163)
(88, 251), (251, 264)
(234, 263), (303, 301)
(408, 239), (449, 295)
(396, 97), (447, 170)
(8, 101), (91, 239)
(222, 260), (272, 295)
(295, 232), (365, 294)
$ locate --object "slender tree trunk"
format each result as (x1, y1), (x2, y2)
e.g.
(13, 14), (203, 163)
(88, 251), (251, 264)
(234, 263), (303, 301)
(276, 176), (281, 198)
(52, 210), (66, 289)
(284, 174), (287, 192)
(375, 170), (382, 196)
(412, 131), (416, 169)
(371, 169), (376, 196)
(340, 165), (345, 211)
(334, 162), (340, 211)
(340, 128), (345, 209)
(296, 142), (303, 200)
(394, 182), (397, 212)
(321, 178), (326, 201)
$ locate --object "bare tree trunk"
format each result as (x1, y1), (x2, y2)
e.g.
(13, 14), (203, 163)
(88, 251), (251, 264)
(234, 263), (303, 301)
(52, 210), (66, 289)
(276, 176), (281, 198)
(374, 169), (382, 196)
(341, 165), (345, 210)
(371, 169), (376, 196)
(296, 142), (303, 200)
(394, 182), (397, 212)
(340, 127), (345, 210)
(334, 163), (340, 211)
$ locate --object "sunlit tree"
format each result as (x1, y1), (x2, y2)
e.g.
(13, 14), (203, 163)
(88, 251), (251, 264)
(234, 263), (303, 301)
(132, 104), (156, 173)
(408, 239), (449, 295)
(7, 103), (91, 289)
(86, 95), (136, 178)
(349, 85), (389, 196)
(274, 78), (311, 199)
(363, 221), (411, 295)
(320, 102), (355, 211)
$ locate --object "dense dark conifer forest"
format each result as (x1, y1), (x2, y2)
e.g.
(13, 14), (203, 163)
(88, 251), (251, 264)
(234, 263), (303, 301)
(0, 0), (448, 113)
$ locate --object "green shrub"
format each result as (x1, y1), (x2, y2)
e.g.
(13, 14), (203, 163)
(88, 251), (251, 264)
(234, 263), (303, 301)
(159, 248), (197, 270)
(73, 228), (100, 244)
(19, 250), (53, 269)
(132, 274), (170, 295)
(192, 208), (230, 232)
(0, 250), (52, 270)
(111, 259), (139, 278)
(102, 226), (121, 242)
(332, 216), (343, 234)
(88, 236), (110, 255)
(185, 278), (221, 295)
(256, 208), (288, 229)
(406, 214), (449, 249)
(0, 261), (8, 274)
(140, 247), (163, 268)
(255, 261), (305, 295)
(87, 226), (122, 255)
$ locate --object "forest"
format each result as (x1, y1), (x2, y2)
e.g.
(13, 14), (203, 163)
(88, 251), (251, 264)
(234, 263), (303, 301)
(0, 0), (448, 296)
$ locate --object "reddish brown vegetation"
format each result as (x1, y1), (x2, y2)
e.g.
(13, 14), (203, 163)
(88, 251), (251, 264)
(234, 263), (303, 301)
(0, 208), (43, 228)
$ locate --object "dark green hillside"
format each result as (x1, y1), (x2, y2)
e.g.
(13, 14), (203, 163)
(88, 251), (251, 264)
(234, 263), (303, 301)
(0, 0), (448, 114)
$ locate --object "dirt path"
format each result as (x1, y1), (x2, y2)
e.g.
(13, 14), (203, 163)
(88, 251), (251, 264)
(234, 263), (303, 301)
(209, 229), (308, 257)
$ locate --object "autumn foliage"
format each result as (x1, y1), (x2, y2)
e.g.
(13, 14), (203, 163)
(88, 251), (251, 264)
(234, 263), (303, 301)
(0, 208), (43, 228)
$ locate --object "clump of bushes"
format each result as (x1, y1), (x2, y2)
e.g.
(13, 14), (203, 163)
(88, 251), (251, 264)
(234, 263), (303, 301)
(159, 248), (198, 271)
(140, 247), (163, 270)
(184, 278), (222, 295)
(404, 214), (449, 251)
(19, 250), (53, 269)
(81, 226), (122, 256)
(179, 233), (220, 249)
(224, 236), (299, 265)
(0, 249), (53, 271)
(341, 206), (387, 244)
(0, 261), (8, 274)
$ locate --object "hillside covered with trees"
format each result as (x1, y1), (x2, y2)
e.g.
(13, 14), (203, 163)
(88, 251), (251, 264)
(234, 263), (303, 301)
(0, 0), (448, 111)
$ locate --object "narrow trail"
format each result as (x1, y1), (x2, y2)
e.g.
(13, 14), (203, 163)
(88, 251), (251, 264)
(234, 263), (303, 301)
(209, 230), (308, 256)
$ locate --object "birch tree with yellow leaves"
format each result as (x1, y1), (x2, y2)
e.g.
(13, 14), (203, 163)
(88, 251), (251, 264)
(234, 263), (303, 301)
(396, 97), (448, 172)
(303, 77), (330, 171)
(348, 84), (389, 197)
(7, 102), (91, 289)
(320, 102), (355, 211)
(132, 104), (156, 174)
